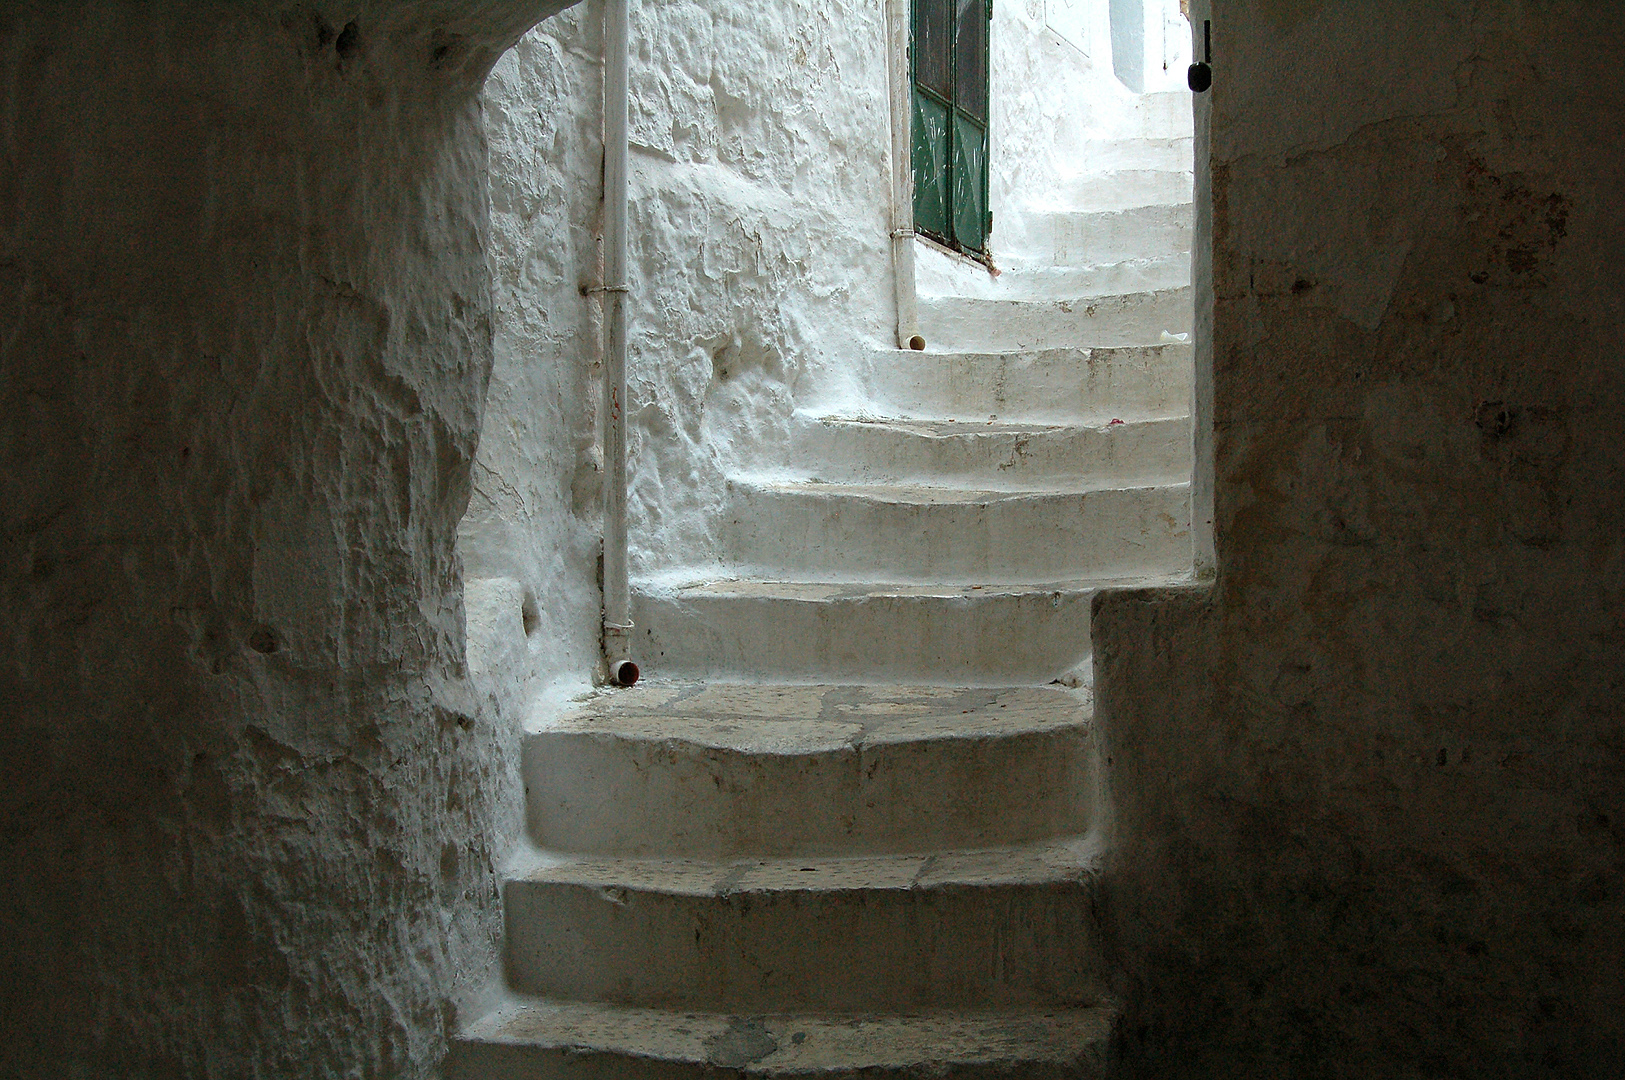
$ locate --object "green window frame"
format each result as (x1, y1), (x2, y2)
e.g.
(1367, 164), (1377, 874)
(911, 0), (991, 256)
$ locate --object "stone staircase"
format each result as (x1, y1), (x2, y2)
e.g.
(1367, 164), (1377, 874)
(450, 97), (1193, 1078)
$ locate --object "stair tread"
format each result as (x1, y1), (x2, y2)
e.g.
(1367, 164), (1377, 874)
(635, 571), (1187, 599)
(729, 477), (1188, 504)
(795, 414), (1185, 434)
(457, 998), (1117, 1074)
(1020, 199), (1192, 218)
(509, 836), (1102, 895)
(876, 341), (1187, 361)
(535, 682), (1089, 753)
(920, 284), (1190, 310)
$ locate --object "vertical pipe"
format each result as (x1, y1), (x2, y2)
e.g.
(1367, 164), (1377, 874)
(886, 0), (925, 351)
(601, 0), (637, 686)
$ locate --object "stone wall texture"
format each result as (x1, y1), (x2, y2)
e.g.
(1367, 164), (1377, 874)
(0, 2), (569, 1076)
(1095, 1), (1625, 1076)
(460, 2), (606, 714)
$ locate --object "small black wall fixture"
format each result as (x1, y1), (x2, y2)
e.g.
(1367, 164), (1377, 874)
(1188, 20), (1212, 93)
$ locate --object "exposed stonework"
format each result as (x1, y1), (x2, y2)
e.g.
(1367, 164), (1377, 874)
(0, 3), (571, 1076)
(1095, 2), (1625, 1075)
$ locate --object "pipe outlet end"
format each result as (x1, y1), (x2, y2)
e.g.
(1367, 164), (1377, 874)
(907, 335), (926, 351)
(608, 659), (640, 687)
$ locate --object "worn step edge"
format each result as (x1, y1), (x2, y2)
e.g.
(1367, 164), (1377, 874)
(727, 476), (1189, 504)
(783, 414), (1192, 483)
(531, 682), (1090, 750)
(501, 839), (1110, 1010)
(917, 284), (1191, 314)
(506, 835), (1103, 897)
(521, 684), (1097, 859)
(451, 999), (1118, 1079)
(791, 411), (1188, 431)
(626, 575), (1190, 685)
(632, 570), (1185, 600)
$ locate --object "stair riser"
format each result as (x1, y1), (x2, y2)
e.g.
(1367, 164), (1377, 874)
(990, 255), (1191, 302)
(1128, 91), (1194, 141)
(449, 1043), (1106, 1080)
(916, 249), (1189, 304)
(863, 344), (1192, 423)
(1003, 204), (1192, 269)
(787, 416), (1191, 488)
(504, 879), (1107, 1011)
(524, 727), (1094, 859)
(1052, 169), (1192, 213)
(919, 287), (1192, 352)
(1066, 137), (1191, 173)
(631, 588), (1095, 684)
(449, 1045), (708, 1080)
(724, 484), (1191, 581)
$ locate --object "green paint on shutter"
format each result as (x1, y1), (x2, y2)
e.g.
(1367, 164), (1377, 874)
(912, 91), (951, 241)
(952, 112), (988, 251)
(910, 0), (990, 256)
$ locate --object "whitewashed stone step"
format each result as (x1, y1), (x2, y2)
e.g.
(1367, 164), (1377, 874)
(856, 343), (1192, 423)
(915, 247), (1189, 302)
(450, 999), (1116, 1079)
(502, 840), (1108, 1011)
(722, 478), (1191, 581)
(630, 574), (1180, 684)
(523, 683), (1096, 859)
(786, 413), (1190, 488)
(1127, 90), (1195, 140)
(1064, 136), (1192, 174)
(990, 254), (1191, 303)
(918, 286), (1192, 352)
(1049, 167), (1192, 213)
(999, 203), (1192, 271)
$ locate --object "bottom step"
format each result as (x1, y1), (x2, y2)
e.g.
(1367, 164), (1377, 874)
(451, 1000), (1117, 1079)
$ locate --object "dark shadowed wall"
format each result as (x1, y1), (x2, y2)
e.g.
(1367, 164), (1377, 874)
(1096, 1), (1625, 1076)
(0, 2), (569, 1075)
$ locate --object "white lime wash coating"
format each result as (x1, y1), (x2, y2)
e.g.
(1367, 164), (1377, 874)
(455, 0), (1195, 1073)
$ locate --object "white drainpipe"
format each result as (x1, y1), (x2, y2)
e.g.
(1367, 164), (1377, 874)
(600, 0), (637, 686)
(886, 0), (926, 352)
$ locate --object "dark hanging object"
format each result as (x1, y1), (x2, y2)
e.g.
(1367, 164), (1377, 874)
(1188, 19), (1212, 93)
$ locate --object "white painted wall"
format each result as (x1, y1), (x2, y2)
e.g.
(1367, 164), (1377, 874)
(467, 0), (1192, 688)
(473, 0), (898, 615)
(465, 3), (607, 717)
(1107, 0), (1192, 93)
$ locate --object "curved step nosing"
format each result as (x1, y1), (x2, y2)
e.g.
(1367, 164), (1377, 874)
(507, 845), (1101, 896)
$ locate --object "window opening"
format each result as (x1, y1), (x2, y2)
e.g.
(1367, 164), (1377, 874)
(911, 0), (991, 256)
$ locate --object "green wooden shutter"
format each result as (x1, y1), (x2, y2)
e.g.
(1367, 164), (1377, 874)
(911, 0), (991, 256)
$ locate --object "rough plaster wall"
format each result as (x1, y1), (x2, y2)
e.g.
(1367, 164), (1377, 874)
(992, 1), (1143, 229)
(467, 0), (1178, 609)
(1094, 2), (1625, 1075)
(466, 0), (899, 603)
(462, 5), (605, 713)
(0, 1), (568, 1075)
(618, 0), (895, 576)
